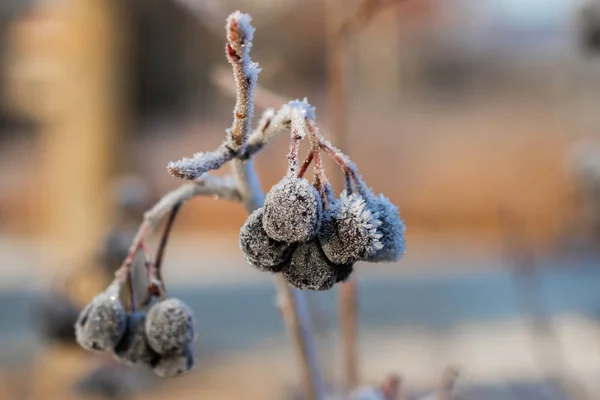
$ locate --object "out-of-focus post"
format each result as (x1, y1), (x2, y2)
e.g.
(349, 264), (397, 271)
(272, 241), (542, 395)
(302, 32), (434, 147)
(35, 0), (129, 272)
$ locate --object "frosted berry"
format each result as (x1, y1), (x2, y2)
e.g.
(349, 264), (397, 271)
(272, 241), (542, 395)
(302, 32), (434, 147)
(75, 282), (127, 352)
(146, 298), (195, 356)
(239, 207), (294, 272)
(283, 239), (350, 291)
(153, 348), (195, 378)
(320, 192), (383, 264)
(263, 177), (322, 243)
(363, 194), (406, 263)
(113, 312), (158, 365)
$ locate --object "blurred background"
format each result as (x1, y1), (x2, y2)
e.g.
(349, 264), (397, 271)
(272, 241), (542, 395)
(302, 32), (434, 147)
(3, 0), (600, 398)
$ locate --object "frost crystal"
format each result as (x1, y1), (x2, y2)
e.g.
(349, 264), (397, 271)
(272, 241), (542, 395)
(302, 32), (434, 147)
(153, 348), (195, 378)
(167, 151), (225, 180)
(113, 312), (158, 366)
(239, 207), (294, 272)
(227, 11), (255, 45)
(283, 240), (351, 291)
(146, 298), (195, 356)
(263, 177), (323, 243)
(363, 194), (406, 263)
(320, 192), (383, 264)
(74, 282), (127, 352)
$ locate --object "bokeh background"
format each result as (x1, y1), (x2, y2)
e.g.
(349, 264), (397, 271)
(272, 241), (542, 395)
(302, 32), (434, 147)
(2, 0), (600, 398)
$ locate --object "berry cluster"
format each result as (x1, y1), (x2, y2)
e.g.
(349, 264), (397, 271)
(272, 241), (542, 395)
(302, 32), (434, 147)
(240, 105), (405, 291)
(75, 281), (195, 378)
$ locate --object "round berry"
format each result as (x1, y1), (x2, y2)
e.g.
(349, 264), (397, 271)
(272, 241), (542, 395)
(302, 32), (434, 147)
(145, 298), (195, 356)
(263, 177), (322, 243)
(283, 240), (350, 291)
(74, 283), (127, 352)
(320, 192), (383, 264)
(239, 207), (294, 272)
(363, 194), (406, 263)
(113, 312), (158, 366)
(153, 348), (195, 378)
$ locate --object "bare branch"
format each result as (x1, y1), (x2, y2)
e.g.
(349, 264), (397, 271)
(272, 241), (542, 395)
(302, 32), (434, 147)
(114, 175), (241, 286)
(225, 11), (260, 151)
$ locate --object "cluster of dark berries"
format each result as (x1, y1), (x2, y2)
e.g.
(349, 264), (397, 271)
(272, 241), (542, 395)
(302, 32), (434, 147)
(74, 281), (196, 378)
(240, 109), (405, 291)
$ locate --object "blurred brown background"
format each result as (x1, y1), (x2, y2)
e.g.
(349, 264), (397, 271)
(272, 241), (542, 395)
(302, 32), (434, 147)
(2, 0), (600, 399)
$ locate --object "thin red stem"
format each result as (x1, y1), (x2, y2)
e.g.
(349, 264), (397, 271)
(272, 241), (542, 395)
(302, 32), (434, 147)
(298, 150), (315, 179)
(154, 202), (182, 292)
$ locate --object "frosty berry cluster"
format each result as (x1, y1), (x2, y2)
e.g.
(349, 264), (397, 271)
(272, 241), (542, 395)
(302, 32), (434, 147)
(74, 280), (196, 378)
(240, 102), (406, 291)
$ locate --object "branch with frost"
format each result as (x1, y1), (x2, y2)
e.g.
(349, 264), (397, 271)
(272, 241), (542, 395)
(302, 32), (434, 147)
(114, 175), (241, 287)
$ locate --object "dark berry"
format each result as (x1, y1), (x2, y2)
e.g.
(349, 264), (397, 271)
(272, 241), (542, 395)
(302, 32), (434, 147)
(239, 207), (294, 272)
(153, 348), (195, 378)
(113, 312), (158, 365)
(75, 282), (127, 352)
(283, 240), (351, 291)
(263, 177), (322, 243)
(146, 298), (195, 356)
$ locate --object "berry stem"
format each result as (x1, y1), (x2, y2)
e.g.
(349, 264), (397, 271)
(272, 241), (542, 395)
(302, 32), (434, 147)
(304, 119), (330, 194)
(154, 202), (182, 293)
(297, 150), (315, 179)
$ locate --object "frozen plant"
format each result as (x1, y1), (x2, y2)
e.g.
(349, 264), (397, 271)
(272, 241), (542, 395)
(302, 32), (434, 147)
(74, 11), (405, 398)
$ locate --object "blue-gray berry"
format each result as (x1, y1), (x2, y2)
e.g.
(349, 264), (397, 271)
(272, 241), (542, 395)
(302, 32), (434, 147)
(153, 348), (195, 378)
(74, 282), (127, 352)
(113, 312), (158, 366)
(145, 298), (195, 356)
(363, 194), (406, 263)
(283, 239), (351, 291)
(263, 177), (323, 243)
(319, 192), (383, 264)
(239, 207), (294, 272)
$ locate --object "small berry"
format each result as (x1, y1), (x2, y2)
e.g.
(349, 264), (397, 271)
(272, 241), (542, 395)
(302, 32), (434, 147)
(239, 207), (294, 272)
(283, 240), (351, 291)
(113, 312), (158, 366)
(263, 177), (323, 243)
(320, 192), (383, 264)
(363, 194), (406, 263)
(153, 348), (195, 378)
(75, 283), (127, 352)
(146, 298), (195, 356)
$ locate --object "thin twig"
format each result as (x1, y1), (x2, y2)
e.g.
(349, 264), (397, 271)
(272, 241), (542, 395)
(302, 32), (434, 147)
(114, 176), (242, 286)
(154, 202), (183, 293)
(224, 13), (326, 400)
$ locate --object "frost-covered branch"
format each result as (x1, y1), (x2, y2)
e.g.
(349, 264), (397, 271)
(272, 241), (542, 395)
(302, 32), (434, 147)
(114, 175), (241, 285)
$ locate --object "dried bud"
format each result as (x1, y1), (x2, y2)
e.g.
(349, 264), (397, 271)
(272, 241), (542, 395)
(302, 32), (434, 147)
(263, 177), (322, 243)
(283, 240), (352, 291)
(239, 207), (294, 272)
(146, 298), (195, 356)
(320, 192), (383, 264)
(363, 194), (406, 263)
(113, 312), (158, 366)
(75, 282), (127, 353)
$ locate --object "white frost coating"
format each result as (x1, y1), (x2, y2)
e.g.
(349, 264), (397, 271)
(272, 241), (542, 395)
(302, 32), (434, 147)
(282, 98), (316, 122)
(167, 150), (229, 180)
(227, 11), (255, 43)
(339, 192), (383, 254)
(291, 107), (309, 139)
